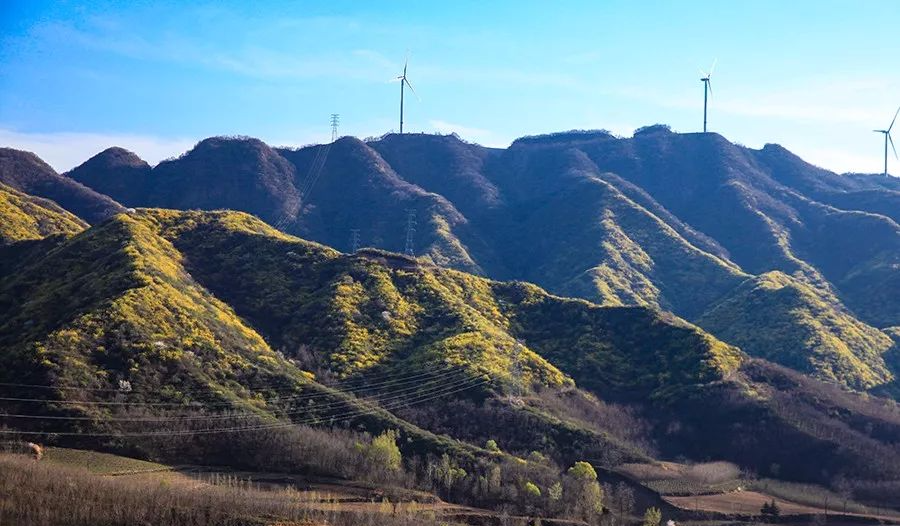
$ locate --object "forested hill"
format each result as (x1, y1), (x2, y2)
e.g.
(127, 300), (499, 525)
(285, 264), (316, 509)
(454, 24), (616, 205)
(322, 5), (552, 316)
(47, 127), (900, 392)
(2, 207), (899, 494)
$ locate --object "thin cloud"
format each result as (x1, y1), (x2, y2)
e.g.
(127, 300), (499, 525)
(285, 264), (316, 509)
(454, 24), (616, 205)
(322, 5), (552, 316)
(792, 145), (884, 175)
(615, 77), (898, 125)
(30, 19), (393, 83)
(429, 120), (509, 147)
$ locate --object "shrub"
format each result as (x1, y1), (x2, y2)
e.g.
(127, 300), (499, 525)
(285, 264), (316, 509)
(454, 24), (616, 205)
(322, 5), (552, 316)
(643, 506), (662, 526)
(365, 430), (403, 480)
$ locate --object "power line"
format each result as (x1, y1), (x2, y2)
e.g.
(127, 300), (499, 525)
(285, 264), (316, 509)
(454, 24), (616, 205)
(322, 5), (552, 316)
(0, 370), (475, 422)
(0, 375), (491, 437)
(298, 143), (331, 201)
(0, 362), (461, 395)
(0, 365), (469, 408)
(0, 372), (478, 425)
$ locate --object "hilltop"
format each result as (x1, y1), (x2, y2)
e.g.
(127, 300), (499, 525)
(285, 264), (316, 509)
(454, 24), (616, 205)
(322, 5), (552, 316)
(0, 147), (122, 224)
(52, 129), (900, 392)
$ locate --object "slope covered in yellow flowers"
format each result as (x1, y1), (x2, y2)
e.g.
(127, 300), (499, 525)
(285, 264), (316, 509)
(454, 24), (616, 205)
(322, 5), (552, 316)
(0, 183), (86, 244)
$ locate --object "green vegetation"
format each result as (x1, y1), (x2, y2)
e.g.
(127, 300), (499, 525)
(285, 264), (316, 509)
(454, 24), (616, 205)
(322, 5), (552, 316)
(494, 282), (742, 401)
(699, 271), (894, 389)
(562, 461), (604, 522)
(643, 506), (662, 526)
(0, 183), (86, 243)
(760, 499), (781, 520)
(3, 207), (900, 515)
(365, 430), (403, 477)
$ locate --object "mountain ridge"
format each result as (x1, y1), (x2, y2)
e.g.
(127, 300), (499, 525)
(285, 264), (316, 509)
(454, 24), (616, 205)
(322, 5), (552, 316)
(8, 127), (900, 392)
(0, 147), (123, 224)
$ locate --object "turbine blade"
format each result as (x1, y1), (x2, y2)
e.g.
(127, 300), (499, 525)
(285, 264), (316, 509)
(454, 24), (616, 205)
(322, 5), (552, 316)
(404, 78), (420, 101)
(707, 79), (713, 98)
(699, 67), (707, 77)
(890, 133), (898, 160)
(709, 58), (718, 76)
(889, 106), (900, 133)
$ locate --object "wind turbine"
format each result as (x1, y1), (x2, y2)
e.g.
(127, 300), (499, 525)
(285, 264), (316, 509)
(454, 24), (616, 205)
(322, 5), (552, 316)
(873, 106), (899, 176)
(393, 54), (418, 134)
(700, 60), (716, 133)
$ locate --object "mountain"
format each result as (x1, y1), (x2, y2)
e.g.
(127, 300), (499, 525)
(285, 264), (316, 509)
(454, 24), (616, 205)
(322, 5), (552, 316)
(276, 137), (489, 274)
(65, 147), (152, 205)
(0, 183), (87, 244)
(0, 148), (122, 224)
(2, 208), (899, 492)
(49, 129), (900, 392)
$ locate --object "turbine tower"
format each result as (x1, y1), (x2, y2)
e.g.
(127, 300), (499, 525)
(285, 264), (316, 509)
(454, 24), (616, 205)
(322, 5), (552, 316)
(700, 60), (716, 133)
(394, 55), (418, 134)
(874, 106), (899, 176)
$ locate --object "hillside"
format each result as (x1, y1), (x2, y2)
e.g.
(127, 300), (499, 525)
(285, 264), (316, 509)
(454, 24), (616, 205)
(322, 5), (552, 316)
(0, 211), (480, 445)
(43, 130), (900, 392)
(276, 137), (489, 274)
(0, 148), (122, 224)
(2, 209), (899, 495)
(0, 183), (87, 244)
(698, 271), (893, 389)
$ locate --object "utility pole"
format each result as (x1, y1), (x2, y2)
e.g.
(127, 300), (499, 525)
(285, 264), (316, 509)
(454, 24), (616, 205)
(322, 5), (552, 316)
(404, 209), (416, 257)
(350, 229), (360, 253)
(330, 113), (340, 142)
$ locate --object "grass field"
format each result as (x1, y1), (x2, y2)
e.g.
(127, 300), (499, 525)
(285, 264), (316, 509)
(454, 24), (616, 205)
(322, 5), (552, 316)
(43, 447), (170, 475)
(0, 451), (471, 526)
(1, 449), (592, 526)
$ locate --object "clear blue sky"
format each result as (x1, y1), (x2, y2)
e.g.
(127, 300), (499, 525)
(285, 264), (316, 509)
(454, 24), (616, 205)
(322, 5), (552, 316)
(1, 0), (899, 174)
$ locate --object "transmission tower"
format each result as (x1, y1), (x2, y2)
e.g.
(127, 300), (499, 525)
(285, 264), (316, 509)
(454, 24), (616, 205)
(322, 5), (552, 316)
(330, 113), (340, 142)
(350, 229), (360, 253)
(404, 209), (416, 257)
(509, 340), (525, 405)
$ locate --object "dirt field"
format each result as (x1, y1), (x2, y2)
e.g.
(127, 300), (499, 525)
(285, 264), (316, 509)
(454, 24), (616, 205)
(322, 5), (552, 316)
(116, 465), (588, 525)
(666, 491), (821, 515)
(666, 490), (900, 523)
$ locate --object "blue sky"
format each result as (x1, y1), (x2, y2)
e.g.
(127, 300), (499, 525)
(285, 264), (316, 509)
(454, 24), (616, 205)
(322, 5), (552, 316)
(1, 0), (899, 174)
